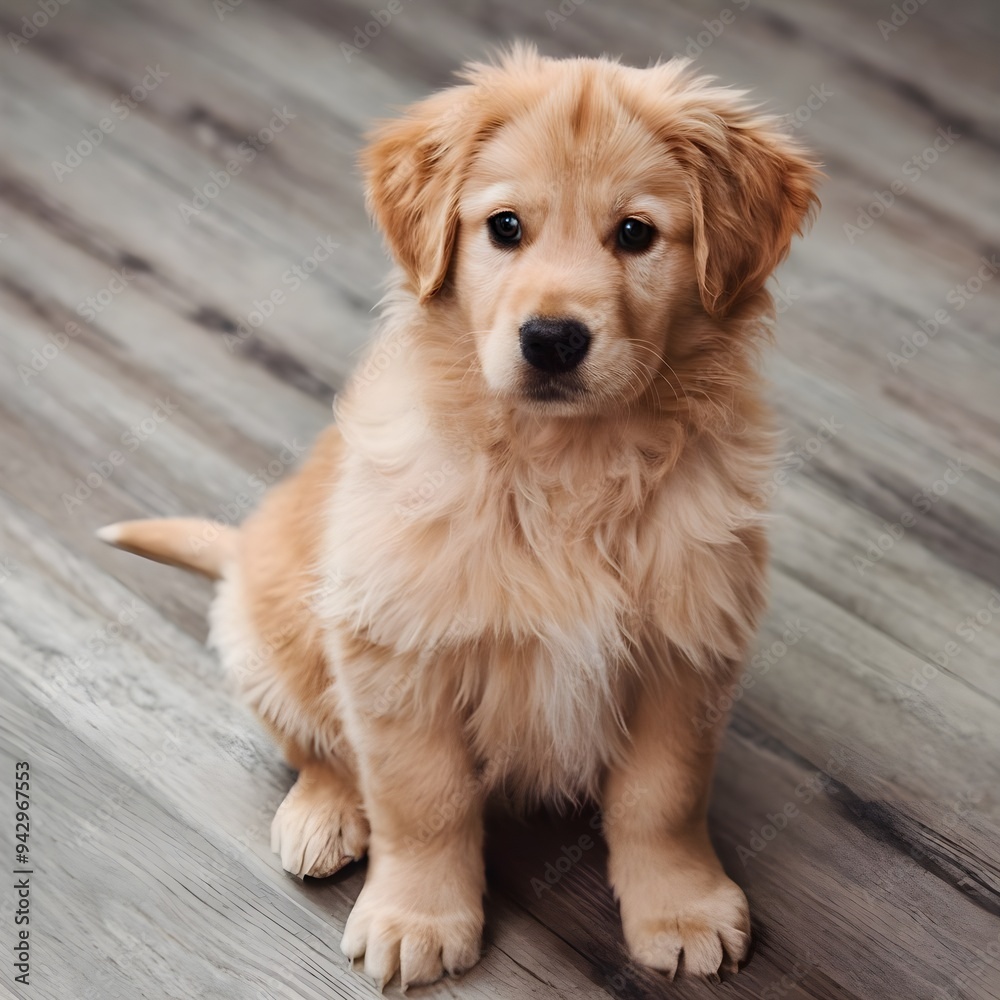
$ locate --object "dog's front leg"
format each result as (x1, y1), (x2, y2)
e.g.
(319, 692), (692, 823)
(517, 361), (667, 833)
(604, 666), (750, 979)
(337, 646), (485, 989)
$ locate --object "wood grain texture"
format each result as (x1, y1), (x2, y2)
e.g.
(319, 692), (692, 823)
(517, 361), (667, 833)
(0, 0), (997, 997)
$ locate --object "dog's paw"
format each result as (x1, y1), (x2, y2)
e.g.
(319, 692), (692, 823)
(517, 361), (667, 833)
(340, 859), (484, 988)
(270, 770), (369, 878)
(621, 870), (750, 979)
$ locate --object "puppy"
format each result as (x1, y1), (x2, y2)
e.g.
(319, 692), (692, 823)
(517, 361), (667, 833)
(99, 46), (818, 988)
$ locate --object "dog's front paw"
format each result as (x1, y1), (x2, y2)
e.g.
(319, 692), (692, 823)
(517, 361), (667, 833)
(619, 864), (750, 979)
(270, 768), (369, 878)
(341, 855), (484, 988)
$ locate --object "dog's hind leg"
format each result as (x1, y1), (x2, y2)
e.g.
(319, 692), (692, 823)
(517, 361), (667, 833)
(211, 566), (370, 878)
(212, 424), (369, 877)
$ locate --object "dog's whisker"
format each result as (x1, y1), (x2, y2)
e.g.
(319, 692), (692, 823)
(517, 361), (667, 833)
(629, 342), (690, 411)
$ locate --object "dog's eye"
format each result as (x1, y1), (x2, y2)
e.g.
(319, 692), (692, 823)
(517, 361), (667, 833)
(488, 211), (522, 247)
(617, 217), (655, 252)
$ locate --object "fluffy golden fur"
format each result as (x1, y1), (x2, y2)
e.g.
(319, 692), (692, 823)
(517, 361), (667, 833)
(100, 46), (818, 988)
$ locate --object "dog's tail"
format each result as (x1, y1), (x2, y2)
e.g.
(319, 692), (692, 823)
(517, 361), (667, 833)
(96, 518), (238, 580)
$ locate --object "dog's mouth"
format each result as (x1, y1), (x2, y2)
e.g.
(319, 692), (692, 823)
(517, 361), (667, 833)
(520, 372), (586, 405)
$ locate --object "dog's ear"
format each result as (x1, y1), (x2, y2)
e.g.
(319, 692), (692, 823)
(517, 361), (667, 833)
(688, 119), (820, 318)
(361, 86), (482, 303)
(648, 65), (821, 318)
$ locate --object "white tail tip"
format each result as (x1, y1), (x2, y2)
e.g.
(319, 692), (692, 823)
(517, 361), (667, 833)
(95, 523), (122, 545)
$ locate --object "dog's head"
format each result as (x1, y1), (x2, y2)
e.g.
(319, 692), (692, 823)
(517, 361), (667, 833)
(362, 46), (819, 415)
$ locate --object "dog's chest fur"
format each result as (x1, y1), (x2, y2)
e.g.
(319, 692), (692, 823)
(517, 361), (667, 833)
(320, 391), (769, 801)
(318, 342), (773, 799)
(319, 377), (695, 800)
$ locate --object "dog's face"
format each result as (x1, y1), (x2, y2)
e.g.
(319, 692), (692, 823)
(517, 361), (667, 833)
(456, 105), (696, 412)
(363, 48), (818, 415)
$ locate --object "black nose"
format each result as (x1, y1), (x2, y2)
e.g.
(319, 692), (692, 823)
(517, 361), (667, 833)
(518, 317), (591, 374)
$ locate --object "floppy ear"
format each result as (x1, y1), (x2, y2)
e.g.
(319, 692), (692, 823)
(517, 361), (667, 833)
(651, 68), (821, 318)
(361, 86), (483, 302)
(688, 119), (819, 317)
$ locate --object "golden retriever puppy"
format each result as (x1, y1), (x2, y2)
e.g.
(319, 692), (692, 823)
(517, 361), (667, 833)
(99, 45), (818, 988)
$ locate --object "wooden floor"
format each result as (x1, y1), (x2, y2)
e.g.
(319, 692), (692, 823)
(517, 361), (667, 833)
(1, 0), (998, 997)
